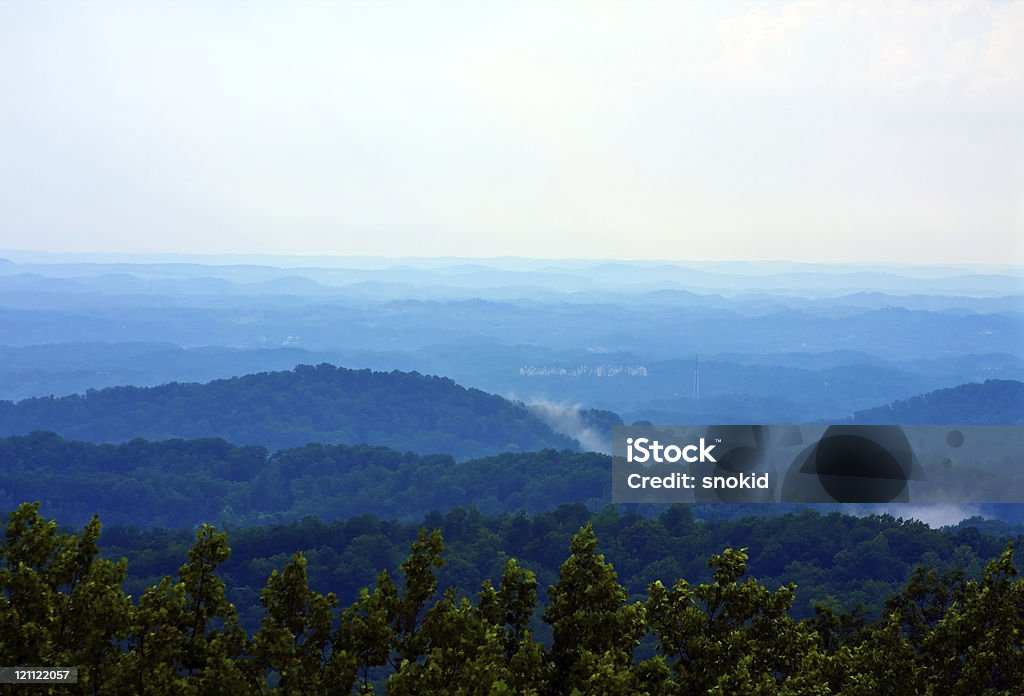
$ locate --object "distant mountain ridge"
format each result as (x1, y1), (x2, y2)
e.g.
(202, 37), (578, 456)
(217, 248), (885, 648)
(0, 363), (579, 459)
(851, 379), (1024, 424)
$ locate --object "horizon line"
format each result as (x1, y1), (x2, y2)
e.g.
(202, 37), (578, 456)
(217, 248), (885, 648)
(2, 249), (1022, 273)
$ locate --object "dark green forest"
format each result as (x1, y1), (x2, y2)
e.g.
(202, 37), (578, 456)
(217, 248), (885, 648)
(0, 432), (609, 527)
(98, 504), (1017, 632)
(3, 503), (1023, 694)
(0, 364), (581, 460)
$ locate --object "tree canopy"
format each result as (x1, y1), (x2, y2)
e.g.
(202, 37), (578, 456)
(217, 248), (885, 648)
(3, 503), (1023, 694)
(0, 363), (579, 460)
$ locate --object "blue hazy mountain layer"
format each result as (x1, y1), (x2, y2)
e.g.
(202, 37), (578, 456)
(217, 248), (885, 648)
(0, 364), (579, 460)
(851, 379), (1024, 424)
(1, 257), (1022, 426)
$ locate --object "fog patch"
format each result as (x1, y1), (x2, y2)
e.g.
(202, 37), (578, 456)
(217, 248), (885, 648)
(527, 399), (609, 454)
(847, 503), (987, 528)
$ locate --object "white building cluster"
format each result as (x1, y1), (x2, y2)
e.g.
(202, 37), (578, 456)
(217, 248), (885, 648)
(519, 364), (648, 378)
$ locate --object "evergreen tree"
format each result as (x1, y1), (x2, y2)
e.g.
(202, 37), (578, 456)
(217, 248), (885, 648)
(543, 523), (646, 694)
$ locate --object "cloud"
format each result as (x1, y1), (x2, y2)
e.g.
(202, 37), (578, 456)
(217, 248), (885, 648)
(676, 0), (1024, 101)
(849, 503), (987, 528)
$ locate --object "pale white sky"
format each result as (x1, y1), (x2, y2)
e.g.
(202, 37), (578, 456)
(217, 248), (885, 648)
(1, 1), (1021, 264)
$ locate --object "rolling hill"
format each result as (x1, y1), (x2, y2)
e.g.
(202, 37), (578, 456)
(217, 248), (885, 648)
(851, 379), (1024, 424)
(0, 363), (579, 459)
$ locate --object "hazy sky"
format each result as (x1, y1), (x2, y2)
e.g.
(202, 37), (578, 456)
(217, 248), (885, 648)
(1, 1), (1021, 264)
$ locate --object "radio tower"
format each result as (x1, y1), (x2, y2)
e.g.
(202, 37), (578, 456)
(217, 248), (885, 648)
(693, 355), (700, 401)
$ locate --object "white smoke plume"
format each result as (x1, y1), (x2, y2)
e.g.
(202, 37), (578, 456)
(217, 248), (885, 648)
(526, 399), (610, 454)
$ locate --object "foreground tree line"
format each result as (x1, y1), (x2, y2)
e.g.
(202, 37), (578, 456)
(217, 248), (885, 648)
(2, 504), (1022, 695)
(102, 503), (1015, 630)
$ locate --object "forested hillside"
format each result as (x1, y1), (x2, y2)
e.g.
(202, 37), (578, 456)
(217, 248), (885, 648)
(852, 379), (1024, 424)
(0, 364), (579, 459)
(98, 504), (1016, 630)
(0, 432), (606, 527)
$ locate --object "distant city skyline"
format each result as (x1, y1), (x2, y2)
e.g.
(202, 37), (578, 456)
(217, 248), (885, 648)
(1, 1), (1021, 265)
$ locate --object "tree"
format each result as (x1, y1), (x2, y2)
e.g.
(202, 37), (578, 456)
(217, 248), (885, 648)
(919, 543), (1024, 694)
(111, 524), (255, 695)
(646, 547), (817, 693)
(336, 580), (393, 694)
(543, 523), (646, 694)
(252, 551), (344, 694)
(0, 502), (132, 695)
